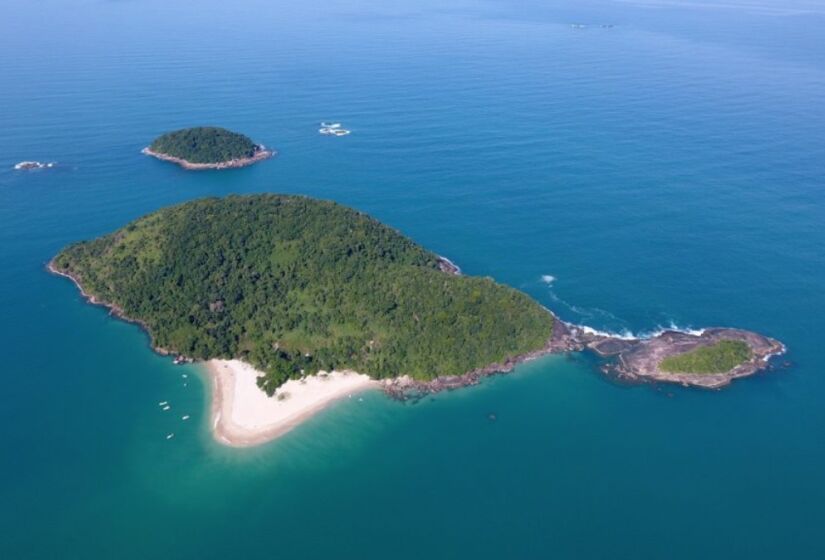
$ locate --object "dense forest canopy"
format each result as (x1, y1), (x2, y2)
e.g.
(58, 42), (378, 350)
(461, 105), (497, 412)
(54, 195), (554, 393)
(148, 127), (260, 163)
(659, 340), (751, 374)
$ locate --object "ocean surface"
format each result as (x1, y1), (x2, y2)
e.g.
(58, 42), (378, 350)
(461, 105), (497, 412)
(1, 0), (824, 557)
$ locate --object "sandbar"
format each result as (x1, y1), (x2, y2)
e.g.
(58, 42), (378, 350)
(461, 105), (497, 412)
(206, 359), (376, 447)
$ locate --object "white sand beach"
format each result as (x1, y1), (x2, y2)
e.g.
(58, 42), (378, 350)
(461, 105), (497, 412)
(206, 359), (377, 447)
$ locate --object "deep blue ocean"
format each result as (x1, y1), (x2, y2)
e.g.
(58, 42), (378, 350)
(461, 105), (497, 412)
(1, 1), (824, 558)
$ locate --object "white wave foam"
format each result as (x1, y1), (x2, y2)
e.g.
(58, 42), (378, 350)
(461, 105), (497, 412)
(538, 277), (708, 342)
(637, 322), (706, 338)
(762, 344), (787, 362)
(578, 325), (638, 340)
(574, 321), (708, 341)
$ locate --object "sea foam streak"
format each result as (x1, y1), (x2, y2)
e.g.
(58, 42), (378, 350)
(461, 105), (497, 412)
(637, 322), (706, 338)
(539, 275), (707, 340)
(578, 325), (638, 340)
(540, 276), (634, 334)
(575, 322), (708, 341)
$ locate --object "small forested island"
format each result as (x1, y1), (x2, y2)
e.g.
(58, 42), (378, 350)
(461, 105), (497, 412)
(142, 127), (273, 170)
(50, 195), (783, 444)
(576, 326), (784, 389)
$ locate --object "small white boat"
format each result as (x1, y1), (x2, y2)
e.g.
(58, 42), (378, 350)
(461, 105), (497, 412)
(181, 373), (188, 378)
(166, 433), (175, 440)
(320, 122), (341, 128)
(163, 405), (171, 411)
(181, 415), (190, 420)
(158, 401), (168, 406)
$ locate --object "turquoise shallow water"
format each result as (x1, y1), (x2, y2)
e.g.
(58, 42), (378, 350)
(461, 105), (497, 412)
(1, 1), (824, 558)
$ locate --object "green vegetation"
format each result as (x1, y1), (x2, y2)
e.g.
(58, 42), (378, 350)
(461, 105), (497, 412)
(659, 340), (751, 374)
(53, 195), (554, 394)
(148, 127), (260, 164)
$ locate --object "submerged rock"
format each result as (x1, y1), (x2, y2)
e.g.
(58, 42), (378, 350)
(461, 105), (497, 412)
(14, 161), (56, 170)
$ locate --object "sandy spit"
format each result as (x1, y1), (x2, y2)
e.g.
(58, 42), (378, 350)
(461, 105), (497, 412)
(206, 359), (376, 447)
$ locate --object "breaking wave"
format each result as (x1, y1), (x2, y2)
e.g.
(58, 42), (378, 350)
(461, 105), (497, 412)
(575, 322), (707, 341)
(578, 325), (637, 340)
(636, 322), (706, 339)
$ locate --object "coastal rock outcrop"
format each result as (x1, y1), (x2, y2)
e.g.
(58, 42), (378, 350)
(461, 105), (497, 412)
(383, 319), (785, 399)
(605, 328), (785, 388)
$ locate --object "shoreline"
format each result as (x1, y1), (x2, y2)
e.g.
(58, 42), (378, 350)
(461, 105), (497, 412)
(206, 359), (377, 447)
(383, 320), (576, 399)
(383, 320), (786, 396)
(48, 260), (174, 355)
(48, 261), (377, 447)
(608, 328), (786, 389)
(48, 257), (786, 448)
(142, 146), (274, 170)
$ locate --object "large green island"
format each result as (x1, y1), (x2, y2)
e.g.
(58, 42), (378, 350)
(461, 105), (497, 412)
(49, 195), (784, 444)
(142, 127), (273, 170)
(51, 195), (555, 393)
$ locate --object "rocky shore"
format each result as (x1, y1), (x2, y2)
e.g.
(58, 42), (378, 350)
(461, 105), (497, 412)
(50, 256), (785, 399)
(436, 256), (461, 276)
(142, 146), (274, 170)
(48, 260), (177, 358)
(604, 328), (785, 389)
(382, 316), (785, 399)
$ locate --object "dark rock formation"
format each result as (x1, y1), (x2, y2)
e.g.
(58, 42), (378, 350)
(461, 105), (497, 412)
(609, 328), (785, 389)
(383, 317), (785, 399)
